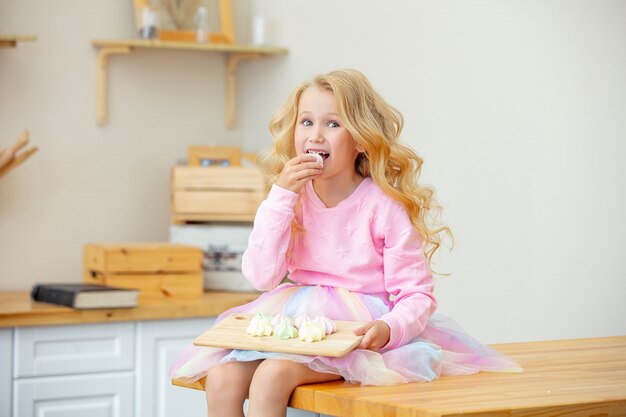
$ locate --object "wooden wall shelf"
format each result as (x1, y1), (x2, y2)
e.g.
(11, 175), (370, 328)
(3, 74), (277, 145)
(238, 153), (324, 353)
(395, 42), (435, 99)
(0, 35), (37, 48)
(91, 39), (288, 128)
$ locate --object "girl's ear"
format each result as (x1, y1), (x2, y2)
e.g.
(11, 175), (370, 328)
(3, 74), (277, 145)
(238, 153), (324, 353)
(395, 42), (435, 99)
(355, 142), (365, 153)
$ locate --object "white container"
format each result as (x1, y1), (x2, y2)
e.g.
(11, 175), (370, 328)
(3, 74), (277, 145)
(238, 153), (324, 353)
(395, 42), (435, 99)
(252, 15), (267, 45)
(169, 224), (257, 292)
(195, 6), (210, 43)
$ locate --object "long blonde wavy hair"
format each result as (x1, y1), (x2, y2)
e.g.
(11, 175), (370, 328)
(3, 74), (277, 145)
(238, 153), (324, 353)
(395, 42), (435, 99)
(259, 69), (451, 265)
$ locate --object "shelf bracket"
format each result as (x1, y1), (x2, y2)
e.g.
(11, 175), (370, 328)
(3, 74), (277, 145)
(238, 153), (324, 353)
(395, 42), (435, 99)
(96, 46), (131, 126)
(225, 53), (261, 129)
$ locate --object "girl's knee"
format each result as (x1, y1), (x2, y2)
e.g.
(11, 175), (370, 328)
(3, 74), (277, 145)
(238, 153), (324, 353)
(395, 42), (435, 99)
(248, 360), (300, 401)
(205, 364), (250, 407)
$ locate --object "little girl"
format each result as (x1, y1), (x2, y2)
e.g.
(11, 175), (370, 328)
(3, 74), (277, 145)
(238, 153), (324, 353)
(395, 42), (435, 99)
(170, 69), (521, 417)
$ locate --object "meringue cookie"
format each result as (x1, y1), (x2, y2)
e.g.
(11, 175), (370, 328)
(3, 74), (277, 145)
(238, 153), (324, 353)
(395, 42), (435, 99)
(293, 314), (311, 330)
(298, 321), (326, 342)
(273, 319), (298, 339)
(246, 313), (273, 337)
(270, 313), (294, 328)
(313, 316), (336, 335)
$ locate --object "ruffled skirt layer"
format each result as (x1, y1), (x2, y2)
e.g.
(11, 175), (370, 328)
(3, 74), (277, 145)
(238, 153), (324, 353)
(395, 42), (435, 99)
(169, 284), (521, 386)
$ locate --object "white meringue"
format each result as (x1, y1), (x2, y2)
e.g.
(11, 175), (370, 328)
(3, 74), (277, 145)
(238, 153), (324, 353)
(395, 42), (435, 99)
(246, 313), (273, 337)
(298, 321), (326, 342)
(313, 316), (337, 335)
(293, 314), (311, 330)
(273, 319), (298, 339)
(270, 313), (294, 327)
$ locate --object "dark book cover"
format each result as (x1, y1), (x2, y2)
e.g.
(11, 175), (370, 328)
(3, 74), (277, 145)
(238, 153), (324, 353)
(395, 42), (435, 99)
(31, 283), (139, 309)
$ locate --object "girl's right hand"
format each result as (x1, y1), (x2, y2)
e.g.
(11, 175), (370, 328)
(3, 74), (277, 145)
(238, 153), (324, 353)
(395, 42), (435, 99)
(275, 154), (323, 193)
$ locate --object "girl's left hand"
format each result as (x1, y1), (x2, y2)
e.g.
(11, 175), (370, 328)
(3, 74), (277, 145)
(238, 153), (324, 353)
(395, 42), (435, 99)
(354, 320), (390, 351)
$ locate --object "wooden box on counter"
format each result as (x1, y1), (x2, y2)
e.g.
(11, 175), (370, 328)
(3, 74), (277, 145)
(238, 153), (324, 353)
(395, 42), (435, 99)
(171, 166), (267, 224)
(83, 243), (203, 301)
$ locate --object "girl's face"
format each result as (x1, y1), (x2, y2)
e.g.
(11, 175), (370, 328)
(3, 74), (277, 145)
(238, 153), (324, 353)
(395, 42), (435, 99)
(294, 86), (363, 180)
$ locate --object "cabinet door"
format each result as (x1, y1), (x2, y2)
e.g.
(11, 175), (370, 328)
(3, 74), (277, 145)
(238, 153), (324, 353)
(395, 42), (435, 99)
(15, 322), (135, 377)
(14, 372), (134, 417)
(137, 318), (215, 417)
(0, 329), (12, 417)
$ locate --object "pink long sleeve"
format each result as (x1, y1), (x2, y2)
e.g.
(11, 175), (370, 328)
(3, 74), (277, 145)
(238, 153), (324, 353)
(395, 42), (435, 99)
(241, 185), (298, 291)
(378, 202), (437, 349)
(242, 178), (437, 349)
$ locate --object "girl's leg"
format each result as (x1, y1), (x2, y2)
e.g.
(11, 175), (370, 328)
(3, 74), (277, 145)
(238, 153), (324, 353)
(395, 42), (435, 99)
(247, 359), (342, 417)
(205, 360), (263, 417)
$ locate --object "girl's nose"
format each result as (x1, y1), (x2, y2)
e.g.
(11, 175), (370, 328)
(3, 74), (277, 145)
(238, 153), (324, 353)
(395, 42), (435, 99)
(309, 127), (324, 143)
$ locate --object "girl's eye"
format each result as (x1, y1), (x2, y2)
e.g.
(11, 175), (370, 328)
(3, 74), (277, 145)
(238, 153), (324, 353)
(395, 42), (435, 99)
(302, 120), (313, 127)
(328, 121), (340, 128)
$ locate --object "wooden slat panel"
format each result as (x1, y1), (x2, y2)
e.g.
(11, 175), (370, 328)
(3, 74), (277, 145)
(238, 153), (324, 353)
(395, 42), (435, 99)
(84, 243), (202, 273)
(172, 190), (265, 215)
(172, 166), (266, 191)
(83, 271), (204, 300)
(187, 146), (241, 167)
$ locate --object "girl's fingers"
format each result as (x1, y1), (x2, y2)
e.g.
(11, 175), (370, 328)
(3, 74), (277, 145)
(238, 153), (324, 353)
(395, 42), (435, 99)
(354, 322), (373, 336)
(276, 155), (323, 192)
(354, 322), (375, 349)
(354, 321), (389, 351)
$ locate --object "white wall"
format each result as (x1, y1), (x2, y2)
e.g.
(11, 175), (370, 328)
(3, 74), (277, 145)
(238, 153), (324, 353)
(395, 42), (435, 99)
(1, 0), (625, 344)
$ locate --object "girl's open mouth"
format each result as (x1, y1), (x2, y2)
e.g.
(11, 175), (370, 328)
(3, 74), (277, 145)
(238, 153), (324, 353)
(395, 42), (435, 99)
(306, 149), (330, 161)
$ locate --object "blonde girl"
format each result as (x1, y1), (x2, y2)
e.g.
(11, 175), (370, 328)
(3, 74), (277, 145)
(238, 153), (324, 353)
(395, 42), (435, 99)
(170, 69), (520, 417)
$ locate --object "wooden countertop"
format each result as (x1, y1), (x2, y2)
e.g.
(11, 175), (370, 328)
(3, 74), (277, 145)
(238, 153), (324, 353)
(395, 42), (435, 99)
(0, 291), (259, 328)
(292, 336), (626, 417)
(174, 335), (626, 417)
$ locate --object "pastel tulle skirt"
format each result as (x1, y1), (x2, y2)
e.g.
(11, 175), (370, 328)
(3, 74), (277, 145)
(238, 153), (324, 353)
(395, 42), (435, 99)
(169, 284), (521, 386)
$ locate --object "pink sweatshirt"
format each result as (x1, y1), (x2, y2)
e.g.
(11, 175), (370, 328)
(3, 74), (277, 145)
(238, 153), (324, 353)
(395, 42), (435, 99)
(241, 177), (437, 349)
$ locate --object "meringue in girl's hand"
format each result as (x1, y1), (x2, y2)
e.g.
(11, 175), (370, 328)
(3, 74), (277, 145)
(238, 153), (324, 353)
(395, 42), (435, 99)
(273, 319), (298, 339)
(298, 321), (326, 342)
(310, 152), (324, 166)
(313, 316), (337, 335)
(246, 313), (273, 337)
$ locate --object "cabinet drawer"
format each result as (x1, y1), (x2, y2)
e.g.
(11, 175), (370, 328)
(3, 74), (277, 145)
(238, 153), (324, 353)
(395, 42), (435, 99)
(15, 322), (134, 377)
(14, 372), (134, 417)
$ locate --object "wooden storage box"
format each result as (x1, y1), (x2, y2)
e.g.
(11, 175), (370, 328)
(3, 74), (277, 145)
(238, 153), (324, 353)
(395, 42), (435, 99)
(83, 243), (203, 301)
(171, 166), (267, 223)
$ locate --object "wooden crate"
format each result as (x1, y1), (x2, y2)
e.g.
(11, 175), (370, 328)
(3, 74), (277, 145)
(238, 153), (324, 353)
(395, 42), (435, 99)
(171, 166), (267, 223)
(187, 145), (241, 167)
(84, 271), (203, 299)
(83, 243), (203, 300)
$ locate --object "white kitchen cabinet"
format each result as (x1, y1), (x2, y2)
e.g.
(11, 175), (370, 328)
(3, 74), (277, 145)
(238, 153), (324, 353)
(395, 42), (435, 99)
(1, 328), (12, 417)
(137, 317), (213, 417)
(14, 372), (134, 417)
(4, 318), (326, 417)
(15, 322), (134, 377)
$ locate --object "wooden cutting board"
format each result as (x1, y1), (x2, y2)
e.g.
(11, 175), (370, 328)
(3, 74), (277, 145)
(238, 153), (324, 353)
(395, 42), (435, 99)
(194, 313), (364, 357)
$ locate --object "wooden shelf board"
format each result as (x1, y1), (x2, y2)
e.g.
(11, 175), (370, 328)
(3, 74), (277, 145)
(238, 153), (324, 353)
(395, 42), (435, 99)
(0, 34), (37, 48)
(91, 39), (287, 55)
